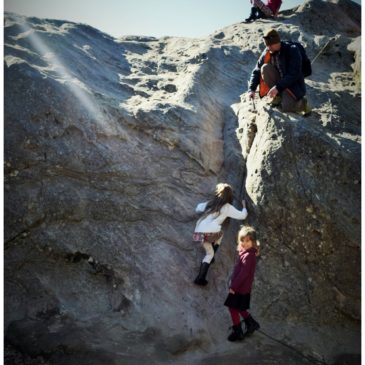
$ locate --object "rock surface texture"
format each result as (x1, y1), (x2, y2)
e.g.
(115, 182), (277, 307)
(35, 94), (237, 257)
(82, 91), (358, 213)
(4, 0), (361, 364)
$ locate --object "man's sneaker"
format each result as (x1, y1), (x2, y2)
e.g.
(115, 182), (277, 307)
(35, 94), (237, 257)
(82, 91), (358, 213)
(302, 97), (312, 116)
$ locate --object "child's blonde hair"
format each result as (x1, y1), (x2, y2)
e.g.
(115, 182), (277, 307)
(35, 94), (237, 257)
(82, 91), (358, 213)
(201, 183), (233, 218)
(237, 226), (260, 256)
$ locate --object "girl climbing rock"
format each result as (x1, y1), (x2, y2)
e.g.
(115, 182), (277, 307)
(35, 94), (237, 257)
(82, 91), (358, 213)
(193, 183), (247, 286)
(224, 226), (260, 341)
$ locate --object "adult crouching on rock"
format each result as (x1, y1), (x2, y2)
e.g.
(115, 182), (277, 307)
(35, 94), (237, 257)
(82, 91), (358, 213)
(248, 29), (311, 115)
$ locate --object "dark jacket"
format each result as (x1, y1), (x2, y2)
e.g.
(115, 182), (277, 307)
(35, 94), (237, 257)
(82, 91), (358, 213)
(248, 41), (306, 100)
(230, 247), (257, 294)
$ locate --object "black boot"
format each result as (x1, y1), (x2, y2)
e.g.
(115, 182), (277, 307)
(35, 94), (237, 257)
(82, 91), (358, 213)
(243, 315), (260, 336)
(244, 7), (258, 22)
(194, 262), (210, 286)
(228, 324), (244, 342)
(210, 243), (220, 264)
(255, 8), (266, 19)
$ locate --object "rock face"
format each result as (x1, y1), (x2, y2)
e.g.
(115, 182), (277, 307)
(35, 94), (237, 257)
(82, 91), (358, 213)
(4, 0), (361, 364)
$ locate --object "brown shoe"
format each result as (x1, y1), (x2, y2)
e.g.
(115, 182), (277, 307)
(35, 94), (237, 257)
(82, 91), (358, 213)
(301, 97), (312, 116)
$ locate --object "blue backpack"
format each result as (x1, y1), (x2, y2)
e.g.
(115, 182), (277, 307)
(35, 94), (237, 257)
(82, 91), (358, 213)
(286, 41), (312, 78)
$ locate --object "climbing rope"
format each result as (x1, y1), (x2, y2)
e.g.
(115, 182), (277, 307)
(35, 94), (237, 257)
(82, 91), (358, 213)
(251, 98), (256, 111)
(311, 37), (336, 65)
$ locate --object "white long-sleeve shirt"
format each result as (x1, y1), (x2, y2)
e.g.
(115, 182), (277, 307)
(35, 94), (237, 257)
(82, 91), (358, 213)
(194, 202), (248, 233)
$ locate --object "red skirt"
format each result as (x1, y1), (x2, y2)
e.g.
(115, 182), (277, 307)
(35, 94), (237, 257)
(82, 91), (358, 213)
(192, 231), (223, 243)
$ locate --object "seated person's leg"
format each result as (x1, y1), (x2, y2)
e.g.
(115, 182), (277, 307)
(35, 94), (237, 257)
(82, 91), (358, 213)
(252, 0), (274, 17)
(261, 63), (280, 89)
(281, 91), (305, 113)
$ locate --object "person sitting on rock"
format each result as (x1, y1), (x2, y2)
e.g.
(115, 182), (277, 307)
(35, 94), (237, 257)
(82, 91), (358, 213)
(224, 226), (260, 342)
(245, 0), (282, 22)
(193, 183), (247, 286)
(247, 29), (311, 115)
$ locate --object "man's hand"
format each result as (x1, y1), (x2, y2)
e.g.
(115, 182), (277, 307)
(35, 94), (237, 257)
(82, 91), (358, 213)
(229, 288), (235, 294)
(248, 91), (256, 99)
(268, 86), (279, 98)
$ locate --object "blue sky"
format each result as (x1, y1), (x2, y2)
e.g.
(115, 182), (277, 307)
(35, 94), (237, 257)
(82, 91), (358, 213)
(5, 0), (358, 39)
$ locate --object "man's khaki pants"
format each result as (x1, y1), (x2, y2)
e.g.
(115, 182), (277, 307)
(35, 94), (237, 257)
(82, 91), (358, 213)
(261, 63), (305, 112)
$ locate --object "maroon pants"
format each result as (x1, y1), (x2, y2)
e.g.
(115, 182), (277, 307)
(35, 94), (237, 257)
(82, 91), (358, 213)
(229, 307), (250, 326)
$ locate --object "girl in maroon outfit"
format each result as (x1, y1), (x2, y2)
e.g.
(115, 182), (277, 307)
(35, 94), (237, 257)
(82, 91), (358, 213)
(224, 226), (260, 341)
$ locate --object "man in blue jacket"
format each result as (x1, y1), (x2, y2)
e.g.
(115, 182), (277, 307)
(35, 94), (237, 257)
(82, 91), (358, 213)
(248, 29), (311, 115)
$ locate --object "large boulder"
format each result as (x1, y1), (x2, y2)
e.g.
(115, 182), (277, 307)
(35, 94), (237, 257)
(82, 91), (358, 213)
(4, 0), (360, 363)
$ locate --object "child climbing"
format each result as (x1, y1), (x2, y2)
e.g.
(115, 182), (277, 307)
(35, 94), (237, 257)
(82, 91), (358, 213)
(245, 0), (282, 22)
(193, 183), (247, 286)
(224, 226), (260, 341)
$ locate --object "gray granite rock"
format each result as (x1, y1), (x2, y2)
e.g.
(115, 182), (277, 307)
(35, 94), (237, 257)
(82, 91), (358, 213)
(4, 0), (360, 363)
